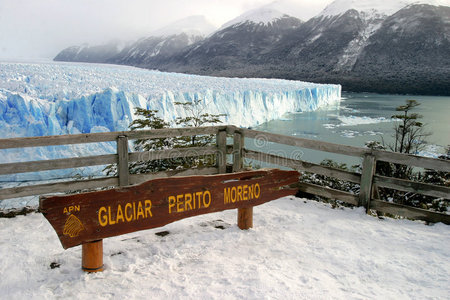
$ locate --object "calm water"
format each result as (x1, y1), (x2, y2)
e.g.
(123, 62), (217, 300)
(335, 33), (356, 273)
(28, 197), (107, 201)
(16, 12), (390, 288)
(252, 92), (450, 166)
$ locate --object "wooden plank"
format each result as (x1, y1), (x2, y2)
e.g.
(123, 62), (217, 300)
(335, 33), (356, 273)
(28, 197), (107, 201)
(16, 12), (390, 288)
(40, 169), (300, 249)
(117, 136), (129, 187)
(0, 126), (225, 150)
(244, 149), (361, 183)
(0, 177), (119, 200)
(2, 125), (448, 173)
(373, 175), (450, 199)
(241, 128), (368, 157)
(0, 154), (117, 175)
(0, 132), (120, 149)
(373, 150), (450, 172)
(370, 199), (450, 225)
(126, 126), (223, 140)
(128, 146), (218, 162)
(295, 182), (359, 206)
(241, 127), (450, 172)
(359, 154), (376, 209)
(128, 167), (219, 185)
(216, 130), (227, 174)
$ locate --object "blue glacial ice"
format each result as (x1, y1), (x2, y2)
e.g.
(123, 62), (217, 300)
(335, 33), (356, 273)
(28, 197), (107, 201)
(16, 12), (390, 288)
(0, 61), (341, 181)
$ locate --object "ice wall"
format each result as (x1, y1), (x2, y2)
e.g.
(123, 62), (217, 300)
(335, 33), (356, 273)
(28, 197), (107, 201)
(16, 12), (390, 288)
(0, 61), (341, 180)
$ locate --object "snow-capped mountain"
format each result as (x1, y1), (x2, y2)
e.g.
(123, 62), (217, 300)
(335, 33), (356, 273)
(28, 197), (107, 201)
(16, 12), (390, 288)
(153, 8), (303, 74)
(351, 3), (450, 94)
(220, 7), (292, 28)
(55, 16), (216, 67)
(109, 33), (204, 67)
(320, 0), (450, 17)
(258, 1), (450, 95)
(54, 1), (450, 95)
(53, 41), (126, 63)
(164, 1), (449, 95)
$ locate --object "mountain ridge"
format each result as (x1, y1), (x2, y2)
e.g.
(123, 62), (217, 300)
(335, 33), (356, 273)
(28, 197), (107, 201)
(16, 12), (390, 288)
(53, 1), (450, 95)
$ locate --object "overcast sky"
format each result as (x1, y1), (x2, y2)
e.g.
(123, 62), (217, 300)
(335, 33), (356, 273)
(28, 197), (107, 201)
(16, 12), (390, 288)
(0, 0), (332, 60)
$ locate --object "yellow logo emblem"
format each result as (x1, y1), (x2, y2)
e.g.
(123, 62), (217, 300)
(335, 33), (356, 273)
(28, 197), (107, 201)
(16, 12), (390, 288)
(63, 215), (85, 238)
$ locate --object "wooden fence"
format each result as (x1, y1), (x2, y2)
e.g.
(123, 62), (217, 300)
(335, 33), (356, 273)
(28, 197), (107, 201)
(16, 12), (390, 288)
(0, 125), (449, 224)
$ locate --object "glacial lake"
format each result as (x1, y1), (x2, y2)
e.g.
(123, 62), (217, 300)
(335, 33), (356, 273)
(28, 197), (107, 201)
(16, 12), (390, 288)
(251, 92), (450, 167)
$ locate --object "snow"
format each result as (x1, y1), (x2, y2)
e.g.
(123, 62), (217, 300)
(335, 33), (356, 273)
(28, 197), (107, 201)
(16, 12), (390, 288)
(335, 21), (383, 71)
(337, 115), (390, 126)
(0, 61), (340, 180)
(417, 144), (447, 158)
(220, 7), (288, 29)
(320, 0), (450, 18)
(0, 197), (449, 299)
(324, 115), (391, 129)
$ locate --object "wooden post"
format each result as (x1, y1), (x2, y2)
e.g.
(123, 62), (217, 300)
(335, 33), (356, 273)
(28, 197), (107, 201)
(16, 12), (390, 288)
(359, 154), (376, 212)
(232, 130), (244, 172)
(82, 240), (103, 272)
(238, 207), (253, 230)
(117, 135), (129, 187)
(233, 131), (253, 229)
(216, 129), (227, 174)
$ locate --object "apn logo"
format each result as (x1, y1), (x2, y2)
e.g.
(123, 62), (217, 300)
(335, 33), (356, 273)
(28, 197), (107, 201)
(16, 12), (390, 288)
(63, 215), (85, 238)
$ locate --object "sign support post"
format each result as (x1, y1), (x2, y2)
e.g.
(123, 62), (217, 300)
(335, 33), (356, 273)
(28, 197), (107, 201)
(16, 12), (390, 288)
(232, 130), (252, 230)
(237, 207), (253, 229)
(82, 240), (103, 272)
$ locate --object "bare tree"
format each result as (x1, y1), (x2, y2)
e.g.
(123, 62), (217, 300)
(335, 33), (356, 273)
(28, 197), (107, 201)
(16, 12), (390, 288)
(390, 100), (429, 178)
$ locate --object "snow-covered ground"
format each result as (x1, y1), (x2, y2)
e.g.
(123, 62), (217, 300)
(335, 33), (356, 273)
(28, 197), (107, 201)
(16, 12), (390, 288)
(1, 197), (448, 299)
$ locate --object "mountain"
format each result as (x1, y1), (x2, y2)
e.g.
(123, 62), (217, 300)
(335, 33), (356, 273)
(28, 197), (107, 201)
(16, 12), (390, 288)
(150, 1), (450, 95)
(108, 33), (204, 66)
(350, 4), (450, 94)
(161, 1), (449, 95)
(54, 41), (125, 63)
(54, 16), (216, 66)
(154, 8), (303, 73)
(53, 1), (450, 95)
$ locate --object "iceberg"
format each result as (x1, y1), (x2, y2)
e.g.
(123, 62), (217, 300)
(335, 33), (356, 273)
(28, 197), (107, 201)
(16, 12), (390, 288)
(0, 61), (341, 181)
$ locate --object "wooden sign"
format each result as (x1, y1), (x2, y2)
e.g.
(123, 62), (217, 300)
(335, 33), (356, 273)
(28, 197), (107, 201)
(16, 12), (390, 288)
(40, 169), (299, 249)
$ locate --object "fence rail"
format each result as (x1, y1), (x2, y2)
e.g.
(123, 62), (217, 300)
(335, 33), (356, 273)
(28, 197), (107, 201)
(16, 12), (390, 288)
(1, 125), (449, 224)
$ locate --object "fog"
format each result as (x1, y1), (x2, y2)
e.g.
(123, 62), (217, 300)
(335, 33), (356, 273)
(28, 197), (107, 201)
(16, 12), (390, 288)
(0, 0), (330, 60)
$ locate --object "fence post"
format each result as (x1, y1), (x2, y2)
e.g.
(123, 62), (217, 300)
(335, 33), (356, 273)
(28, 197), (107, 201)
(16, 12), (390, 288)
(232, 130), (252, 229)
(232, 130), (244, 172)
(216, 129), (227, 174)
(359, 154), (376, 212)
(117, 135), (130, 187)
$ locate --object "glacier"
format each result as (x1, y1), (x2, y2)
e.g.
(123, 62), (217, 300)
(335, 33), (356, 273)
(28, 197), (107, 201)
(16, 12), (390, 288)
(0, 61), (341, 181)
